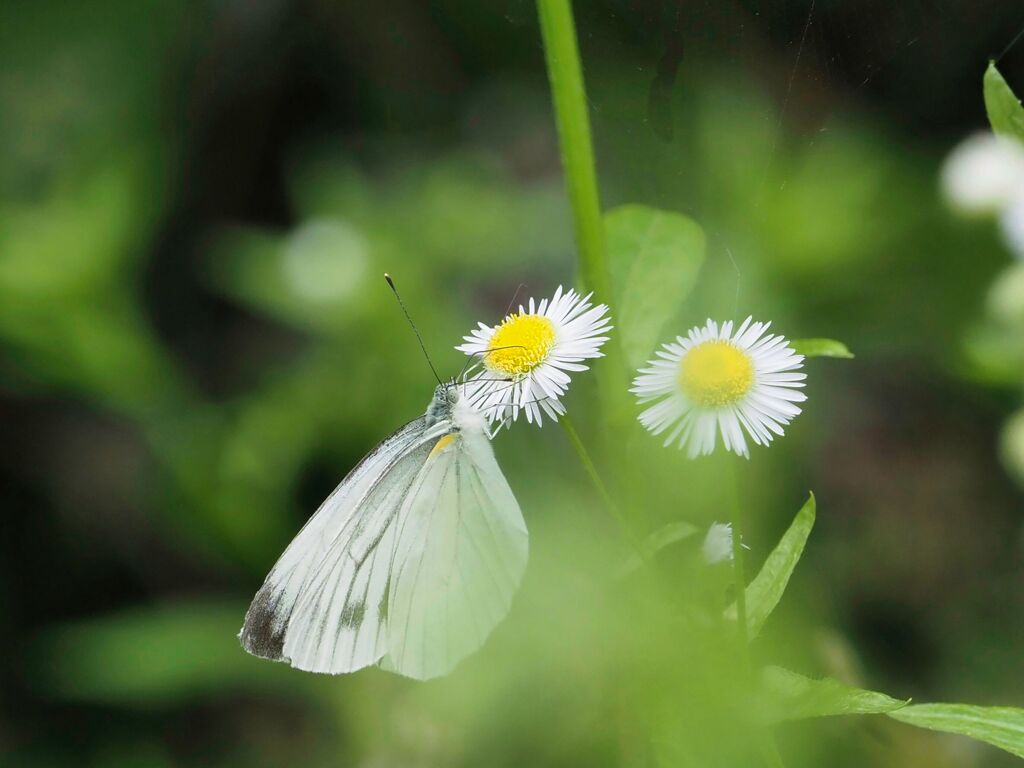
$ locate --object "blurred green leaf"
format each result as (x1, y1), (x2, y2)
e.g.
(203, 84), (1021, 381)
(0, 157), (147, 296)
(1001, 408), (1024, 488)
(726, 493), (815, 638)
(962, 323), (1024, 387)
(642, 520), (700, 556)
(287, 148), (571, 275)
(203, 222), (376, 334)
(984, 62), (1024, 142)
(790, 338), (854, 359)
(889, 703), (1024, 759)
(36, 600), (293, 705)
(750, 129), (893, 275)
(761, 666), (906, 722)
(617, 520), (699, 576)
(605, 204), (705, 368)
(987, 263), (1024, 326)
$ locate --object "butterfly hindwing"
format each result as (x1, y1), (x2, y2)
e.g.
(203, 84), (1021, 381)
(382, 428), (528, 680)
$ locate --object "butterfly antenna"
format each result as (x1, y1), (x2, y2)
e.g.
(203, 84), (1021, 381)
(384, 273), (443, 386)
(502, 282), (526, 319)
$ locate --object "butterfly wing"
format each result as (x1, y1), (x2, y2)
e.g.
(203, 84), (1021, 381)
(382, 427), (528, 680)
(239, 416), (447, 674)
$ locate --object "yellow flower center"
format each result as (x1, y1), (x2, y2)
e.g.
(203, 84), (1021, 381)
(679, 341), (754, 407)
(485, 313), (556, 376)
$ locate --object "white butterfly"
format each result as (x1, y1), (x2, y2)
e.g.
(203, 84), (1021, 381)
(239, 381), (528, 680)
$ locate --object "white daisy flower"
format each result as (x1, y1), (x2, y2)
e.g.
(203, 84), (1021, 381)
(457, 286), (612, 425)
(1001, 195), (1024, 259)
(631, 318), (806, 458)
(702, 522), (735, 565)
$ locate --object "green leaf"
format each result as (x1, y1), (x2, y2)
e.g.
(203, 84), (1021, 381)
(605, 205), (706, 369)
(790, 338), (854, 359)
(641, 520), (700, 556)
(726, 494), (816, 638)
(616, 520), (699, 577)
(34, 600), (293, 704)
(761, 666), (907, 722)
(889, 703), (1024, 759)
(984, 62), (1024, 142)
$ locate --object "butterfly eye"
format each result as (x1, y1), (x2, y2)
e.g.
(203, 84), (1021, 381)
(446, 387), (459, 404)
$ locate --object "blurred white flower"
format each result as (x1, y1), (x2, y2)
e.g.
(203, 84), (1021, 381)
(457, 286), (612, 425)
(1001, 408), (1024, 487)
(631, 318), (806, 458)
(283, 219), (368, 302)
(985, 262), (1024, 324)
(702, 522), (734, 564)
(941, 132), (1024, 216)
(1001, 197), (1024, 259)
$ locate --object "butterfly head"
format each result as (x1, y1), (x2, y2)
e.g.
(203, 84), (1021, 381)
(426, 381), (460, 426)
(426, 380), (487, 433)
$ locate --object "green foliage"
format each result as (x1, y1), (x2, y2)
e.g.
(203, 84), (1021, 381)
(207, 154), (571, 337)
(36, 601), (293, 704)
(617, 520), (699, 576)
(789, 338), (854, 359)
(5, 0), (1023, 764)
(726, 494), (816, 638)
(640, 520), (700, 556)
(984, 62), (1024, 142)
(761, 666), (907, 722)
(0, 151), (184, 415)
(605, 204), (706, 368)
(889, 703), (1024, 759)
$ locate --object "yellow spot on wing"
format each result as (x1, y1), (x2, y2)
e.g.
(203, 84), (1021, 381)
(429, 433), (456, 459)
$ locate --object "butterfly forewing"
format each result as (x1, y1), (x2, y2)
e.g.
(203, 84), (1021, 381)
(240, 416), (448, 674)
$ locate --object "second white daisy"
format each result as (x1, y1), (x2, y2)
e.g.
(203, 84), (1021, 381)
(457, 286), (612, 425)
(702, 522), (735, 565)
(631, 318), (806, 458)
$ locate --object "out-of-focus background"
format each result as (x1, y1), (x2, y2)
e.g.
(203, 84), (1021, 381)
(4, 1), (1024, 766)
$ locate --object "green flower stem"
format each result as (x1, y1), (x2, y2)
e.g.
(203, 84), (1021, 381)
(728, 462), (786, 768)
(536, 0), (610, 301)
(727, 472), (750, 666)
(559, 414), (642, 556)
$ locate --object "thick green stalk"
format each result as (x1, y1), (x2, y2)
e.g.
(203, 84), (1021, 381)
(536, 0), (611, 302)
(537, 0), (634, 515)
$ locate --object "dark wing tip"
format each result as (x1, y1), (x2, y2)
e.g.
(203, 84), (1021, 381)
(239, 586), (287, 661)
